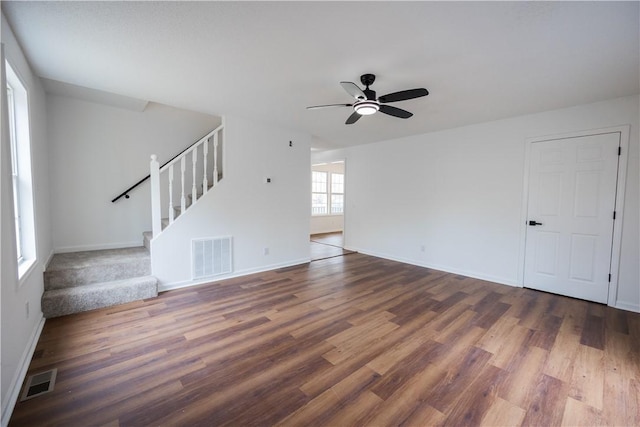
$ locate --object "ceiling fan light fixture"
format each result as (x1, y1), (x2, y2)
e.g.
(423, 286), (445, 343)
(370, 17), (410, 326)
(307, 74), (428, 124)
(354, 101), (379, 116)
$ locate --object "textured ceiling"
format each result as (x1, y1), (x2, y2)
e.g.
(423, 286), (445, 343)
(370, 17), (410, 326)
(2, 1), (639, 150)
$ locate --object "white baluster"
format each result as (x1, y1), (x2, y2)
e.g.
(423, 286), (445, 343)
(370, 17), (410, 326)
(202, 137), (209, 195)
(150, 155), (161, 238)
(192, 146), (198, 204)
(180, 156), (186, 214)
(168, 164), (174, 224)
(213, 132), (219, 185)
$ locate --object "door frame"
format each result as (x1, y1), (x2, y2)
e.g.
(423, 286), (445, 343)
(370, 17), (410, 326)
(517, 125), (630, 307)
(309, 157), (347, 244)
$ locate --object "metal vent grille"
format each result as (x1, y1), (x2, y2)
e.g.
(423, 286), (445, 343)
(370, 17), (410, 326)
(192, 236), (232, 279)
(21, 369), (57, 401)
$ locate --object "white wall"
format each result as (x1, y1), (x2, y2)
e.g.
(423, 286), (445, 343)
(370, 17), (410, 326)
(46, 95), (220, 252)
(310, 215), (343, 235)
(310, 161), (344, 235)
(1, 13), (52, 424)
(152, 115), (310, 288)
(313, 95), (639, 312)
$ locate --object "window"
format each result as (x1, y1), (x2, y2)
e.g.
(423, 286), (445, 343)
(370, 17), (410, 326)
(311, 171), (328, 215)
(311, 169), (344, 216)
(7, 83), (22, 260)
(5, 60), (36, 278)
(330, 173), (344, 214)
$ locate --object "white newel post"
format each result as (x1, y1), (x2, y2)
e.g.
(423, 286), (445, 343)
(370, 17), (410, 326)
(150, 155), (162, 238)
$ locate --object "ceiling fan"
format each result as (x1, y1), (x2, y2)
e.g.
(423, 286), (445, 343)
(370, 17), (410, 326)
(307, 73), (429, 125)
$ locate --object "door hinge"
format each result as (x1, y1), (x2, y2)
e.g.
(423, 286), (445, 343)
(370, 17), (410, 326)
(613, 211), (616, 220)
(608, 273), (612, 282)
(618, 146), (622, 156)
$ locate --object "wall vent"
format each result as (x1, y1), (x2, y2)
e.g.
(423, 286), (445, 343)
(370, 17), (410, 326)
(21, 369), (57, 401)
(192, 236), (232, 280)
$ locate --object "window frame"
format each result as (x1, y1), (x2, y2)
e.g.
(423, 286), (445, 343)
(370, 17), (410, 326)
(311, 170), (328, 215)
(5, 59), (37, 282)
(330, 172), (344, 215)
(7, 82), (23, 261)
(311, 165), (344, 217)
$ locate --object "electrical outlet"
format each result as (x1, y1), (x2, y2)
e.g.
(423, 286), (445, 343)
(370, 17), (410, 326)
(420, 245), (426, 252)
(263, 247), (269, 255)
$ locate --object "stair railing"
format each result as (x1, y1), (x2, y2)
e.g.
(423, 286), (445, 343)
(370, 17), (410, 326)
(112, 128), (222, 203)
(150, 123), (223, 238)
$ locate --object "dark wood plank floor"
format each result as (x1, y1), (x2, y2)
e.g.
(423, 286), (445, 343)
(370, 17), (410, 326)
(10, 253), (640, 426)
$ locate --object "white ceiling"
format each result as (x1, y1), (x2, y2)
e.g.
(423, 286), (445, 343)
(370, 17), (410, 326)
(2, 1), (639, 150)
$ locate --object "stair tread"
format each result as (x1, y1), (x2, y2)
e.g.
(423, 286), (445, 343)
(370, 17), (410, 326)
(47, 247), (150, 271)
(45, 247), (152, 290)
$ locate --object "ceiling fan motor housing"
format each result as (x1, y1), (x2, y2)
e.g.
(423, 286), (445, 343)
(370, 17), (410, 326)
(363, 88), (376, 100)
(360, 74), (377, 100)
(360, 73), (376, 87)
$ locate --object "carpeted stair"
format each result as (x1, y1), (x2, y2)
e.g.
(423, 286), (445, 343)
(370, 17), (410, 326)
(42, 247), (158, 318)
(143, 217), (171, 250)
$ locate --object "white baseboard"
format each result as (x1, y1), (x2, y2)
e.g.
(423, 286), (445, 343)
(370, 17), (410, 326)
(158, 257), (311, 292)
(310, 228), (344, 236)
(54, 241), (143, 253)
(348, 247), (521, 288)
(614, 300), (640, 313)
(348, 247), (640, 312)
(43, 249), (55, 272)
(1, 316), (45, 427)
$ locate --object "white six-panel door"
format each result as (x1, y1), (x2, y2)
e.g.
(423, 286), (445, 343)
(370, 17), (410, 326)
(524, 132), (620, 303)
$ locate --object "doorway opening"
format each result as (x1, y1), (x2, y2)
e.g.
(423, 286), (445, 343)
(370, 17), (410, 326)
(310, 160), (352, 261)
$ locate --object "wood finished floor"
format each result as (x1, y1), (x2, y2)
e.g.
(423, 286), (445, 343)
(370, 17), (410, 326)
(311, 232), (345, 247)
(310, 232), (354, 261)
(10, 253), (640, 426)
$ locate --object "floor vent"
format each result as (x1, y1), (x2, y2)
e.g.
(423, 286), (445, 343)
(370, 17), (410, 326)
(21, 369), (57, 401)
(192, 236), (232, 280)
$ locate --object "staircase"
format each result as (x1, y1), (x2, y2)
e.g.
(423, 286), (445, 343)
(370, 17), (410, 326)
(149, 125), (222, 239)
(42, 124), (224, 318)
(41, 246), (158, 318)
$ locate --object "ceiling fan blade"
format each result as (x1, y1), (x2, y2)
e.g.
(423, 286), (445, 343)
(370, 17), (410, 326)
(340, 82), (366, 100)
(345, 111), (362, 125)
(307, 103), (353, 110)
(379, 104), (413, 119)
(378, 88), (429, 103)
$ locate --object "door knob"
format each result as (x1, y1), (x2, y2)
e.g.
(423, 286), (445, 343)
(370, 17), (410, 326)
(528, 220), (543, 226)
